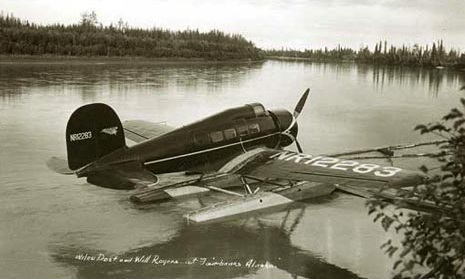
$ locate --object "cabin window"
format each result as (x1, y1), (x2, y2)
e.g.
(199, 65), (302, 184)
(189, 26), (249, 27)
(209, 131), (224, 143)
(194, 133), (210, 146)
(224, 128), (237, 140)
(248, 123), (260, 134)
(237, 125), (249, 137)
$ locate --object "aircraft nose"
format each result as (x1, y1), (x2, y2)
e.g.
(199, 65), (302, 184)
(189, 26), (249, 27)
(270, 109), (298, 147)
(270, 109), (294, 131)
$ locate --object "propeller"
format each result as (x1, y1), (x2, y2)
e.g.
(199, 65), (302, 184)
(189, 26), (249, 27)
(293, 88), (310, 118)
(278, 88), (310, 153)
(291, 88), (309, 153)
(295, 139), (304, 153)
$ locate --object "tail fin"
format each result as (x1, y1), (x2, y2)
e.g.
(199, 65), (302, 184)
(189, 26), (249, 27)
(66, 103), (125, 170)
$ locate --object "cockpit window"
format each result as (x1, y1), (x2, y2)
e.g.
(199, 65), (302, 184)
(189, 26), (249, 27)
(248, 123), (260, 134)
(247, 103), (268, 117)
(209, 131), (224, 143)
(224, 128), (237, 140)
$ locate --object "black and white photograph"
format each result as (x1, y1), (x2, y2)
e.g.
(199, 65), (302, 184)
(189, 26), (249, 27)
(1, 1), (465, 278)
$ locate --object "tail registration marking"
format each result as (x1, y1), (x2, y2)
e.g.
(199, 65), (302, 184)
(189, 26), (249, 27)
(269, 151), (402, 177)
(69, 131), (92, 141)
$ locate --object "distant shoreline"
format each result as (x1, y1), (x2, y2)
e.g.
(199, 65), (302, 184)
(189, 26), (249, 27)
(266, 56), (354, 63)
(266, 56), (465, 71)
(2, 55), (463, 71)
(0, 55), (264, 65)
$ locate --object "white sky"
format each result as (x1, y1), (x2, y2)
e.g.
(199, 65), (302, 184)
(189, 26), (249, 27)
(1, 0), (464, 50)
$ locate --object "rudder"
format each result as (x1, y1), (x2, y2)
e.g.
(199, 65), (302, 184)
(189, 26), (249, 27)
(66, 103), (125, 170)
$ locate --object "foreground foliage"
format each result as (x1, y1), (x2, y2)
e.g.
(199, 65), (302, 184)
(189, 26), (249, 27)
(367, 97), (465, 278)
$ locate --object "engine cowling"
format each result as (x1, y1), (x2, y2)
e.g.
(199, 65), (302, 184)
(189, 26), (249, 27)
(269, 109), (298, 148)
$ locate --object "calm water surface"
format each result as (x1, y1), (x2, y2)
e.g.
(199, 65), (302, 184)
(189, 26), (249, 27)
(0, 60), (463, 279)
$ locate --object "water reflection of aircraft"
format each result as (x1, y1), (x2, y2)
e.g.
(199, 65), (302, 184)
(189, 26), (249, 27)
(47, 88), (433, 222)
(51, 207), (366, 279)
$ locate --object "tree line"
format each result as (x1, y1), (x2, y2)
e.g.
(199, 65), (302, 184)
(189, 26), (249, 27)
(2, 12), (465, 69)
(0, 12), (263, 60)
(265, 41), (465, 68)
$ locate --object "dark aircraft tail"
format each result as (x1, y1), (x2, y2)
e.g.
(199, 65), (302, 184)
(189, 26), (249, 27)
(66, 103), (126, 170)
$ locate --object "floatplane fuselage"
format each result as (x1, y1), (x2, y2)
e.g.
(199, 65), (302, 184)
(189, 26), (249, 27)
(48, 88), (428, 223)
(70, 102), (298, 181)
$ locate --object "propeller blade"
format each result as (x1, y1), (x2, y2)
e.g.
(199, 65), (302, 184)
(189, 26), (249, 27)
(293, 88), (310, 118)
(295, 138), (304, 153)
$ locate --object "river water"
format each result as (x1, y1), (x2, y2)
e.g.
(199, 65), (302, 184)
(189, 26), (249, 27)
(0, 60), (463, 279)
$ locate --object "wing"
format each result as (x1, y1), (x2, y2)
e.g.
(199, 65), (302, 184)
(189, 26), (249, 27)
(85, 161), (213, 193)
(183, 147), (429, 223)
(123, 120), (176, 143)
(129, 172), (243, 203)
(219, 147), (427, 189)
(82, 159), (222, 199)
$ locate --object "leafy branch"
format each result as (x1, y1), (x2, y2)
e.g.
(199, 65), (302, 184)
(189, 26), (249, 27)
(367, 97), (465, 278)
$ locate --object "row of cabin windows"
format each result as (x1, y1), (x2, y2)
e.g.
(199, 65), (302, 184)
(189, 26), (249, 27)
(208, 123), (260, 143)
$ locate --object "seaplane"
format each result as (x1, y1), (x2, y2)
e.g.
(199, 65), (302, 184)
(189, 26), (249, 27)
(47, 88), (438, 223)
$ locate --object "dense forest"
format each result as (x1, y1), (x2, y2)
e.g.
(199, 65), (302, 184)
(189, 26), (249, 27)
(2, 12), (465, 68)
(265, 41), (465, 68)
(0, 12), (263, 60)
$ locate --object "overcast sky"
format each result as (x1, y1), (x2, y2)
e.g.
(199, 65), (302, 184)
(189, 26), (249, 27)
(1, 0), (464, 50)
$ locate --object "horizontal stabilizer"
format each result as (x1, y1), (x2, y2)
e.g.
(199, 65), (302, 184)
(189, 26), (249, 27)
(123, 120), (175, 143)
(46, 157), (74, 175)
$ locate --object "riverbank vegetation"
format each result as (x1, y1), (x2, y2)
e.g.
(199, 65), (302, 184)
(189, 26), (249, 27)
(2, 12), (465, 70)
(0, 12), (263, 61)
(367, 92), (465, 278)
(265, 41), (465, 69)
